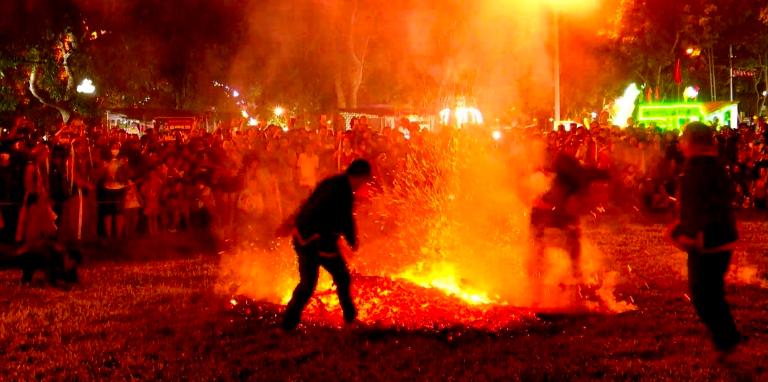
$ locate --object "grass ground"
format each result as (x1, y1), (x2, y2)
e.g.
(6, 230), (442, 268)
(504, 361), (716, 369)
(0, 220), (766, 381)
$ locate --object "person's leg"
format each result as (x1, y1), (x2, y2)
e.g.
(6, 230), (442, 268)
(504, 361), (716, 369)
(321, 254), (357, 323)
(20, 251), (34, 284)
(126, 208), (138, 238)
(103, 214), (114, 239)
(529, 209), (547, 307)
(115, 213), (125, 239)
(688, 251), (741, 351)
(565, 224), (582, 280)
(283, 246), (320, 330)
(149, 214), (158, 235)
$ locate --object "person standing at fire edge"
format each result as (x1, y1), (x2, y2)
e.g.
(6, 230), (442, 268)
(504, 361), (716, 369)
(277, 159), (372, 331)
(668, 122), (742, 356)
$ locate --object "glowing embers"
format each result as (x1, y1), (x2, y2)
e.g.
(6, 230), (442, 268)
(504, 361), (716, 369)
(230, 274), (533, 330)
(395, 262), (494, 305)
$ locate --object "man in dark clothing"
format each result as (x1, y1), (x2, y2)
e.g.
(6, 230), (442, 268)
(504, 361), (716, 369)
(280, 159), (372, 331)
(669, 122), (741, 354)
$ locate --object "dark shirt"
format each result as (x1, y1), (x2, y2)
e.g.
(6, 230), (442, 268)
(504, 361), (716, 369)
(534, 154), (609, 227)
(543, 154), (610, 205)
(294, 174), (356, 249)
(678, 155), (738, 248)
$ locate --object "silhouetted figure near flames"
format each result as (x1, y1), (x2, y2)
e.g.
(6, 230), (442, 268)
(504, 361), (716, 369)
(529, 153), (609, 303)
(278, 159), (372, 331)
(668, 122), (742, 356)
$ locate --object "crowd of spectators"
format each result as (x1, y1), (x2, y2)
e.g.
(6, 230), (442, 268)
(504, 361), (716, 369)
(544, 119), (768, 213)
(0, 116), (422, 247)
(1, 114), (767, 250)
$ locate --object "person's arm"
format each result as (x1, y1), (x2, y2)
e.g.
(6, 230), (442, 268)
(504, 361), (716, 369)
(341, 197), (357, 251)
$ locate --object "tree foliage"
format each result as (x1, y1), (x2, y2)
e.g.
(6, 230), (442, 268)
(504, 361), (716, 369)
(610, 0), (768, 112)
(609, 0), (687, 99)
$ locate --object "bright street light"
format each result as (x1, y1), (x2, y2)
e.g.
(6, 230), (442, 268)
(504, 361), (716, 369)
(76, 78), (95, 94)
(683, 86), (699, 100)
(274, 106), (285, 116)
(686, 47), (701, 57)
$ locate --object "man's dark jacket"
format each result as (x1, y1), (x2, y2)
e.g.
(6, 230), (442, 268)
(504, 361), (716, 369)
(294, 175), (356, 251)
(677, 155), (738, 249)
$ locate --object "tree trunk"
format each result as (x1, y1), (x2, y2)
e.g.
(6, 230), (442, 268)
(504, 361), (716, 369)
(28, 65), (73, 124)
(334, 64), (347, 109)
(333, 0), (374, 110)
(348, 56), (364, 109)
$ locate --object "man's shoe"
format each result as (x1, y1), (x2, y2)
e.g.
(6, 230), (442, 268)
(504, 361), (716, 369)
(281, 315), (300, 332)
(343, 308), (358, 325)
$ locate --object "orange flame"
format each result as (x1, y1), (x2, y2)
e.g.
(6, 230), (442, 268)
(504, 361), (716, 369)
(395, 262), (494, 305)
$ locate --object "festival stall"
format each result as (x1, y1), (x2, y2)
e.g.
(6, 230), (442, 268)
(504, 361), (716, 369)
(338, 106), (436, 132)
(637, 102), (739, 131)
(106, 108), (208, 136)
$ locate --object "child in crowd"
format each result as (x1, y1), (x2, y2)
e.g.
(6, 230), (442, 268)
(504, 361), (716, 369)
(123, 180), (142, 238)
(141, 168), (163, 235)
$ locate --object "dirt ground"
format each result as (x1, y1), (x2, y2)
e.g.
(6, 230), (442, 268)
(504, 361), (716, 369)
(0, 220), (767, 381)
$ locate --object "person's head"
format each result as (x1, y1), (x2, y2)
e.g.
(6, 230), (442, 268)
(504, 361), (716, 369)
(110, 142), (121, 159)
(345, 159), (372, 190)
(342, 136), (352, 150)
(681, 122), (716, 158)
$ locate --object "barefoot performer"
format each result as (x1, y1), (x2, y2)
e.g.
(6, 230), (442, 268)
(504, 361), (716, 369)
(277, 159), (372, 331)
(529, 153), (609, 303)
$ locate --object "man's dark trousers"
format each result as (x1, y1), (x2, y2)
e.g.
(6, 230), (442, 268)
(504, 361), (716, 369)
(282, 239), (356, 330)
(687, 250), (740, 351)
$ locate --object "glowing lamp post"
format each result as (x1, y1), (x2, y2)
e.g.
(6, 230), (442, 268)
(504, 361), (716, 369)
(76, 78), (95, 94)
(543, 0), (596, 126)
(553, 11), (561, 126)
(274, 106), (285, 117)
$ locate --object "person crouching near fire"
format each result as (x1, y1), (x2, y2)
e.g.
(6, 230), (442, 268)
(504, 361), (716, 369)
(276, 159), (372, 331)
(529, 152), (610, 305)
(667, 122), (742, 355)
